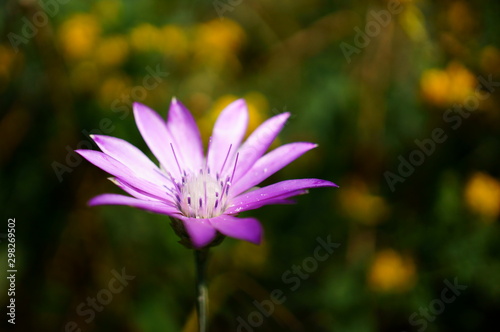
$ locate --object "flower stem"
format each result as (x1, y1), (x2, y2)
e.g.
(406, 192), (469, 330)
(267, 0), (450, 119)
(195, 249), (209, 332)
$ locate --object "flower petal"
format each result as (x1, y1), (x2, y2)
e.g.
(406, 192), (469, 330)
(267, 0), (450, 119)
(76, 149), (168, 199)
(230, 189), (307, 212)
(89, 193), (178, 215)
(210, 215), (262, 244)
(207, 99), (248, 176)
(91, 134), (167, 184)
(227, 178), (337, 214)
(109, 177), (167, 202)
(166, 98), (204, 171)
(133, 102), (181, 180)
(231, 142), (318, 196)
(233, 112), (290, 181)
(176, 216), (217, 249)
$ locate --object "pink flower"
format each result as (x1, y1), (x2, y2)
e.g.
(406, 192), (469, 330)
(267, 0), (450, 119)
(77, 99), (337, 249)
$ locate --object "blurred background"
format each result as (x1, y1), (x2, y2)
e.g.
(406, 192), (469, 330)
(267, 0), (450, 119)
(1, 0), (500, 331)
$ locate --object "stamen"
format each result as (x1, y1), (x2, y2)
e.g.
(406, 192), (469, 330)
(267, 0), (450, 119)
(204, 181), (207, 217)
(163, 185), (177, 198)
(219, 176), (230, 201)
(163, 185), (176, 197)
(155, 168), (177, 189)
(155, 168), (172, 181)
(170, 143), (183, 175)
(177, 166), (227, 219)
(219, 144), (233, 175)
(230, 152), (239, 182)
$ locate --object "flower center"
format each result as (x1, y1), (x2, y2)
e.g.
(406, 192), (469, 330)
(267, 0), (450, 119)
(176, 170), (231, 218)
(164, 144), (238, 219)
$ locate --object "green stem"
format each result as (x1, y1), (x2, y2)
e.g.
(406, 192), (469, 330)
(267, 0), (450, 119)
(195, 249), (208, 332)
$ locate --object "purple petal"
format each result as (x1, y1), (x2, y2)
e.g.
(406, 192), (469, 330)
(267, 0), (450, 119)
(89, 193), (178, 215)
(133, 102), (182, 179)
(231, 142), (318, 196)
(166, 98), (204, 171)
(260, 198), (297, 206)
(177, 216), (217, 249)
(227, 178), (337, 214)
(229, 189), (307, 212)
(109, 177), (168, 202)
(210, 215), (262, 244)
(226, 189), (307, 213)
(207, 99), (248, 176)
(91, 135), (167, 184)
(76, 150), (168, 199)
(233, 112), (290, 182)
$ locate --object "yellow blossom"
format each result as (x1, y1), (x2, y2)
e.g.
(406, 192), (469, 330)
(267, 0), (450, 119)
(368, 249), (416, 293)
(339, 178), (389, 226)
(58, 14), (101, 60)
(420, 62), (476, 107)
(192, 19), (245, 69)
(194, 19), (244, 53)
(464, 172), (500, 221)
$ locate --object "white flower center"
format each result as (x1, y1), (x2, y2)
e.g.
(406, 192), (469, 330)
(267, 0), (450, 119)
(164, 144), (238, 219)
(176, 171), (231, 218)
